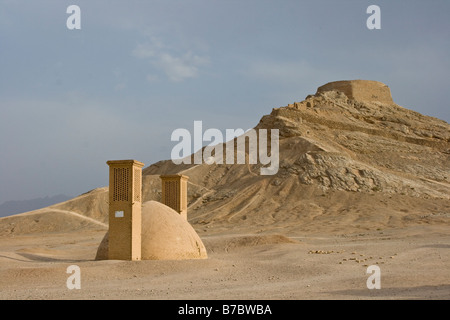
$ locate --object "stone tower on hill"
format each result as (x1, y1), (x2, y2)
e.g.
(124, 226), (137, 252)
(316, 80), (393, 104)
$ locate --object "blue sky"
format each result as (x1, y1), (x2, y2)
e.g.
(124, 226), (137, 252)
(0, 0), (449, 203)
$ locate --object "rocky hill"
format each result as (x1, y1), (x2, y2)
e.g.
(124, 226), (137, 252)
(1, 80), (449, 236)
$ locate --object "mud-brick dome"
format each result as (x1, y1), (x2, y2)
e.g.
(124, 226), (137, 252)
(95, 201), (207, 260)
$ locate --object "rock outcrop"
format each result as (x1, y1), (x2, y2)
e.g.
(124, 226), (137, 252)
(255, 80), (449, 198)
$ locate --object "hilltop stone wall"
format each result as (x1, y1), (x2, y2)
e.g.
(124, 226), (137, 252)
(316, 80), (393, 104)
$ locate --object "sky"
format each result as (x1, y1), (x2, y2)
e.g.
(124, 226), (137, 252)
(0, 0), (449, 204)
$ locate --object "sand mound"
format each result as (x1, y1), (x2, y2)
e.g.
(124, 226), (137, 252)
(96, 201), (207, 260)
(200, 234), (300, 254)
(224, 234), (298, 247)
(0, 208), (106, 236)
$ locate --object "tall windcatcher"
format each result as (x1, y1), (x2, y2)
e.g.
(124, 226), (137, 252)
(160, 174), (189, 220)
(107, 159), (145, 260)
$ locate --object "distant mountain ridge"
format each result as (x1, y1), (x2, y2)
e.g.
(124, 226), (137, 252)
(0, 194), (72, 218)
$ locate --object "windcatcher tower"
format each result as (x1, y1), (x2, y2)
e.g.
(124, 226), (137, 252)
(107, 159), (145, 260)
(160, 174), (189, 220)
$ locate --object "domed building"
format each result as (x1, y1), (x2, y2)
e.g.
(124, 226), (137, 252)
(96, 200), (207, 260)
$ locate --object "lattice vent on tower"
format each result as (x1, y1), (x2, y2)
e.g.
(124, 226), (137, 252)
(163, 180), (180, 210)
(113, 167), (129, 201)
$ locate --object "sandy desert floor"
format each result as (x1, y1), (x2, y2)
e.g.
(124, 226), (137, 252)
(0, 224), (448, 300)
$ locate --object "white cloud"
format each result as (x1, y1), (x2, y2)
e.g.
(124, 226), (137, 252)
(146, 74), (159, 83)
(132, 41), (162, 59)
(158, 51), (209, 82)
(112, 68), (128, 91)
(132, 37), (210, 82)
(114, 82), (127, 91)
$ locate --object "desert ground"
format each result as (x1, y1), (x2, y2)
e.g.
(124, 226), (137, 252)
(0, 221), (448, 300)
